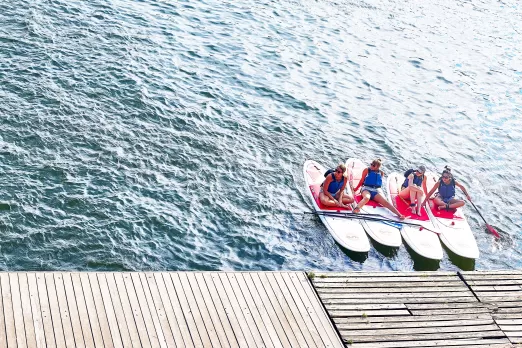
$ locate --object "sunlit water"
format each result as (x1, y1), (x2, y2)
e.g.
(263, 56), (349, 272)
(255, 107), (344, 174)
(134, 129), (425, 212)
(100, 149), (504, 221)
(0, 0), (521, 272)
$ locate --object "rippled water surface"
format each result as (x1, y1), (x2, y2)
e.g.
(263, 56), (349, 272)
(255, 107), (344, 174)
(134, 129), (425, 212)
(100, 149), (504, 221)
(1, 0), (521, 271)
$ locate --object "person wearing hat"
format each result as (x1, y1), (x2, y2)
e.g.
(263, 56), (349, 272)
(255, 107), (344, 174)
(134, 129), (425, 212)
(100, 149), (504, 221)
(399, 165), (427, 216)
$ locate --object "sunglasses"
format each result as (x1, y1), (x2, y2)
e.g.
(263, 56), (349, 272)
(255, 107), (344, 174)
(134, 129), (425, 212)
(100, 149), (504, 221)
(336, 169), (344, 174)
(442, 175), (451, 179)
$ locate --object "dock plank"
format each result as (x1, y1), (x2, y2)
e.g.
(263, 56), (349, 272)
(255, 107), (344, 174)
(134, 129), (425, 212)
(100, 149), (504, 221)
(68, 273), (96, 348)
(33, 273), (56, 348)
(85, 273), (115, 348)
(98, 272), (132, 348)
(153, 272), (192, 347)
(26, 273), (46, 348)
(121, 273), (154, 348)
(18, 272), (38, 348)
(188, 272), (231, 347)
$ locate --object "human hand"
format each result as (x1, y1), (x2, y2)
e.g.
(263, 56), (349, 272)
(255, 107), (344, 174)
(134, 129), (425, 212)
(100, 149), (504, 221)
(466, 195), (471, 202)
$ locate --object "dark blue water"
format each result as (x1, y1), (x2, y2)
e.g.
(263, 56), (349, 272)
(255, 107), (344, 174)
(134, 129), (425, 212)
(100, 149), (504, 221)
(0, 0), (521, 272)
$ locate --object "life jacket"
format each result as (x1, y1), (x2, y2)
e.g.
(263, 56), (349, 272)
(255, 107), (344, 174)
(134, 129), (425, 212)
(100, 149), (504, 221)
(402, 169), (424, 188)
(439, 176), (456, 199)
(363, 167), (382, 188)
(326, 173), (345, 194)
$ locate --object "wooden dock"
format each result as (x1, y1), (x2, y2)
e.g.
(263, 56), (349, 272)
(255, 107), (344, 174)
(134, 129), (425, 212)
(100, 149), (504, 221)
(0, 272), (342, 348)
(311, 271), (515, 347)
(0, 270), (521, 347)
(461, 271), (522, 345)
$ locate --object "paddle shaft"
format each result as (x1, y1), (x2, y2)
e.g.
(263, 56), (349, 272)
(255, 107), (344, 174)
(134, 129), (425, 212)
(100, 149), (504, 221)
(468, 200), (500, 238)
(306, 211), (440, 233)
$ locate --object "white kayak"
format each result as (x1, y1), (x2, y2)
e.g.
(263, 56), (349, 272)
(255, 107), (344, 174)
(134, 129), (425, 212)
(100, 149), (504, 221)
(425, 172), (479, 259)
(345, 158), (402, 248)
(387, 172), (443, 260)
(303, 160), (370, 253)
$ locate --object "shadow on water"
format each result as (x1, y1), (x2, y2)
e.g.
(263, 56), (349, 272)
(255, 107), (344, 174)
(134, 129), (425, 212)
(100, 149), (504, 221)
(404, 243), (441, 271)
(443, 245), (476, 271)
(370, 238), (399, 258)
(336, 243), (369, 263)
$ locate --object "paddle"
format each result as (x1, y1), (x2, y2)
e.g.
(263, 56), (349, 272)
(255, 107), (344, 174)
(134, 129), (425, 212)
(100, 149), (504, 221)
(468, 200), (500, 238)
(305, 211), (441, 234)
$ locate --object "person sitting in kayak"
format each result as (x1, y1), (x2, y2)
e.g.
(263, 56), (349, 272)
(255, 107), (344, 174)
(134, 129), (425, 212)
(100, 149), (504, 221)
(424, 166), (471, 211)
(399, 165), (427, 216)
(319, 164), (354, 208)
(351, 159), (405, 220)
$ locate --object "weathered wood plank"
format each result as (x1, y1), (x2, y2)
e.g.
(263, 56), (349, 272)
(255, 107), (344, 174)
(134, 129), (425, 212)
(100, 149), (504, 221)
(67, 273), (95, 348)
(76, 273), (105, 348)
(238, 273), (286, 347)
(34, 273), (56, 348)
(341, 323), (500, 336)
(334, 314), (493, 324)
(265, 272), (316, 348)
(162, 273), (203, 347)
(317, 286), (467, 293)
(351, 338), (512, 347)
(1, 273), (17, 348)
(341, 330), (505, 343)
(313, 281), (462, 288)
(496, 319), (522, 325)
(44, 273), (68, 347)
(169, 272), (209, 347)
(256, 272), (309, 348)
(153, 273), (191, 347)
(122, 273), (158, 348)
(191, 273), (236, 348)
(405, 303), (488, 310)
(321, 296), (476, 304)
(98, 272), (132, 347)
(328, 309), (411, 317)
(10, 273), (30, 348)
(18, 272), (38, 348)
(26, 273), (46, 348)
(221, 272), (267, 348)
(137, 273), (177, 348)
(499, 325), (522, 331)
(324, 304), (407, 311)
(179, 272), (220, 347)
(111, 273), (144, 347)
(319, 291), (473, 299)
(468, 280), (522, 286)
(86, 273), (116, 348)
(279, 272), (325, 348)
(245, 273), (293, 348)
(131, 273), (167, 348)
(409, 308), (491, 316)
(203, 272), (248, 347)
(336, 319), (493, 330)
(314, 272), (456, 277)
(312, 276), (457, 283)
(295, 272), (344, 348)
(61, 273), (87, 347)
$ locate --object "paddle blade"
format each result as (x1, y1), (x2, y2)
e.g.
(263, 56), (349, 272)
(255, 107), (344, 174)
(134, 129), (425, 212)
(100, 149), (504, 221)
(487, 224), (500, 239)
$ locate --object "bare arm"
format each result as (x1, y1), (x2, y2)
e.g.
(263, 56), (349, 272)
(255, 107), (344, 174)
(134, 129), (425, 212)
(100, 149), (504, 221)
(455, 181), (471, 200)
(408, 174), (415, 187)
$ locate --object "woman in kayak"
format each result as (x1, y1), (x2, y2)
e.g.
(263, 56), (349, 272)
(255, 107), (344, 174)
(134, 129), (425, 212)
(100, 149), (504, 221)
(424, 166), (471, 210)
(399, 165), (427, 216)
(351, 159), (405, 220)
(319, 164), (354, 208)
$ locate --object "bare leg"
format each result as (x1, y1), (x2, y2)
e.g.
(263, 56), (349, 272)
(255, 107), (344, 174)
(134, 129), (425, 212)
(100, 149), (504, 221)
(354, 191), (371, 213)
(398, 186), (411, 200)
(433, 197), (446, 209)
(319, 192), (338, 207)
(448, 198), (465, 209)
(341, 195), (355, 204)
(372, 193), (405, 220)
(415, 191), (425, 215)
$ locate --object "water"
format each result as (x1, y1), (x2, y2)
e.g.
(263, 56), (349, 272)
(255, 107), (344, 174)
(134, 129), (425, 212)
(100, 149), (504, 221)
(0, 0), (521, 272)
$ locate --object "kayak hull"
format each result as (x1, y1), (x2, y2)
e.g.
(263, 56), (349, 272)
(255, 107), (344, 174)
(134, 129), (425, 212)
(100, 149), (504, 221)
(425, 172), (479, 259)
(387, 172), (443, 260)
(346, 159), (402, 248)
(303, 160), (370, 253)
